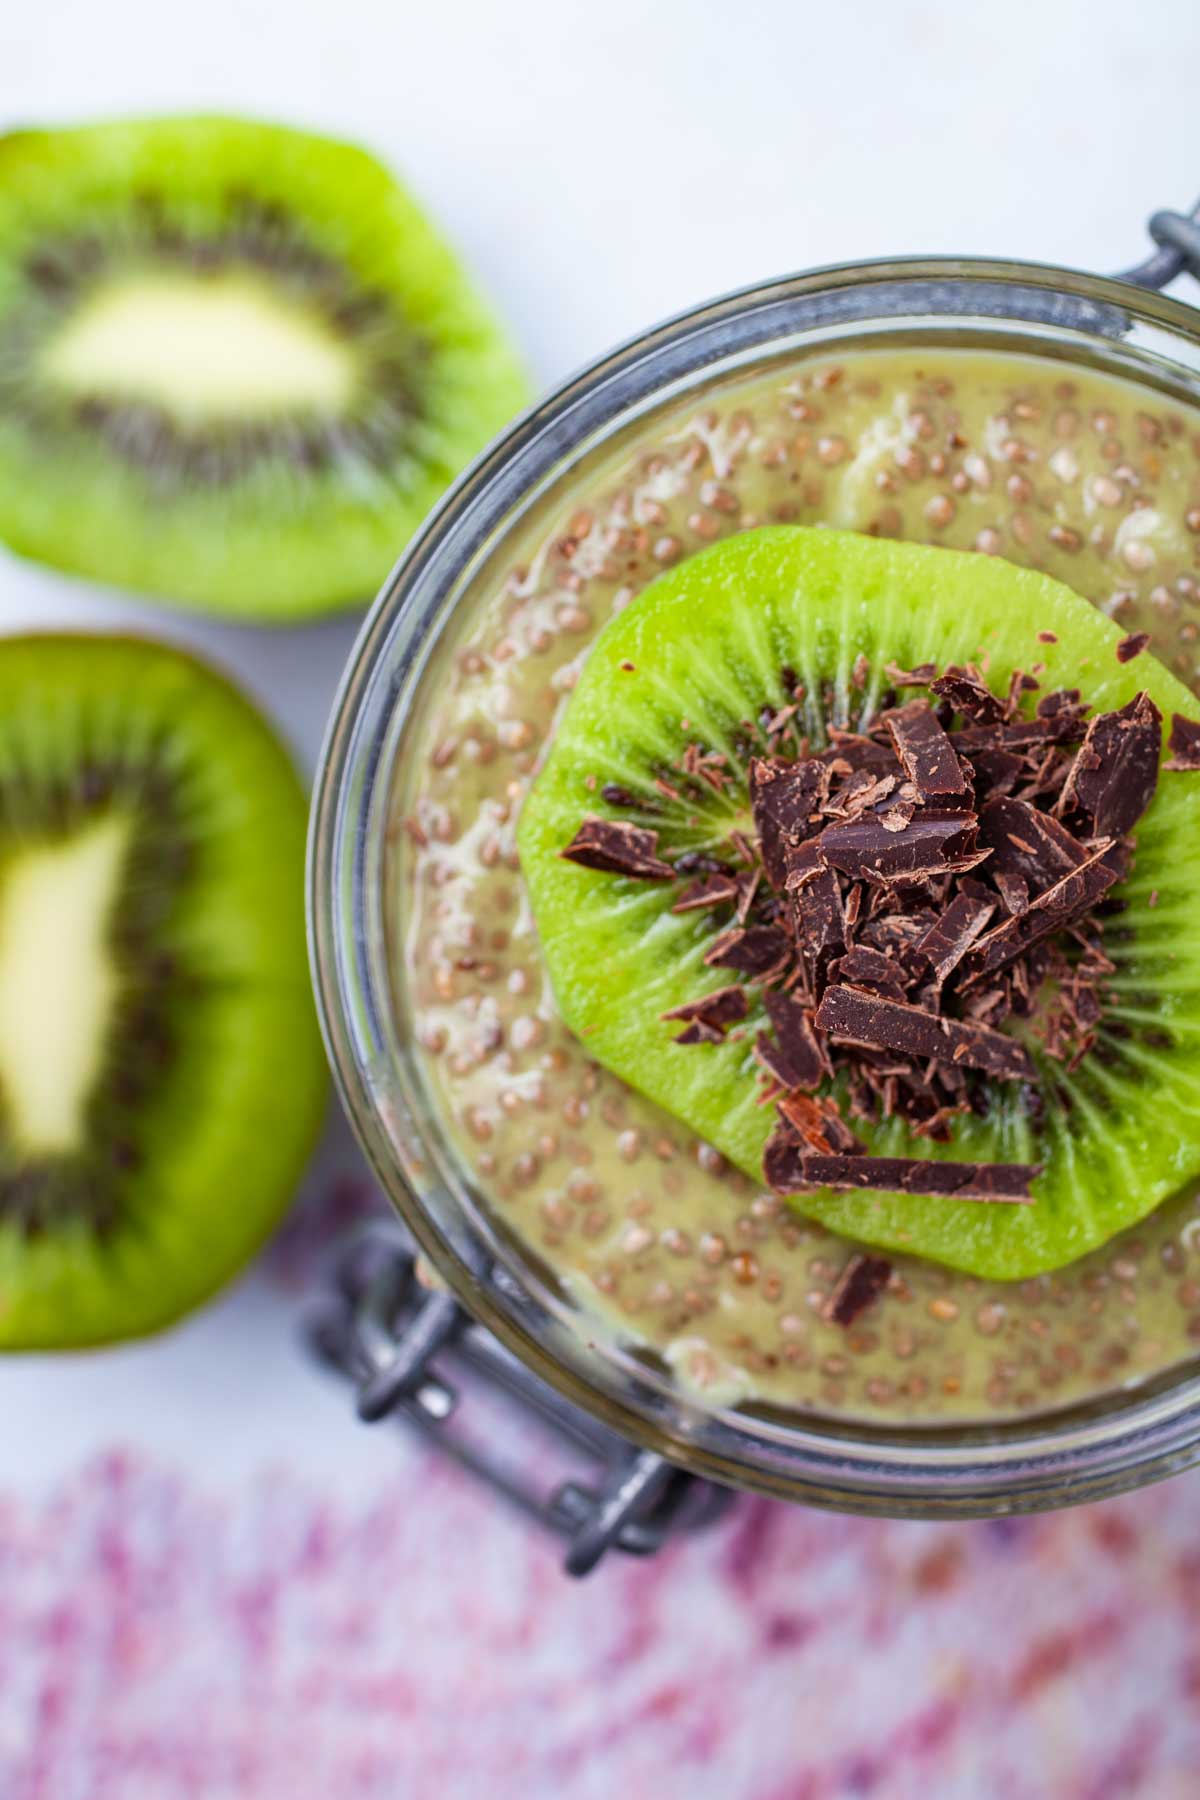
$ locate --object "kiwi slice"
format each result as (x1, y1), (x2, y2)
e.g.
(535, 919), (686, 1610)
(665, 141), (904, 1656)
(0, 117), (529, 618)
(518, 527), (1200, 1280)
(0, 634), (326, 1347)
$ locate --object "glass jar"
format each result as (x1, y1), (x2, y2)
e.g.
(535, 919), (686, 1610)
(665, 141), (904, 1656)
(309, 255), (1200, 1520)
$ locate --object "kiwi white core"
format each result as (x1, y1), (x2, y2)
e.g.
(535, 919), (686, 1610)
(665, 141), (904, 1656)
(40, 274), (357, 423)
(0, 816), (128, 1153)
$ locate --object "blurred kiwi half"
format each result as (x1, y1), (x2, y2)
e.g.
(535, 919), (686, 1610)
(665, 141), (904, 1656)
(0, 633), (327, 1348)
(0, 116), (530, 618)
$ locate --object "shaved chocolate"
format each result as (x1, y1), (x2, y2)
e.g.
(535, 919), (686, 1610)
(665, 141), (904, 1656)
(930, 665), (1007, 725)
(601, 782), (656, 810)
(792, 866), (845, 991)
(825, 767), (902, 822)
(671, 872), (741, 913)
(704, 923), (792, 980)
(858, 910), (938, 956)
(776, 1092), (866, 1154)
(673, 849), (737, 877)
(885, 700), (970, 800)
(674, 1020), (724, 1044)
(823, 1254), (893, 1326)
(815, 983), (1036, 1081)
(762, 1122), (808, 1191)
(1004, 669), (1041, 716)
(1166, 713), (1200, 771)
(961, 841), (1124, 987)
(819, 731), (899, 773)
(955, 710), (1086, 753)
(1036, 687), (1084, 721)
(771, 1151), (1038, 1203)
(912, 890), (996, 984)
(763, 990), (828, 1089)
(1058, 691), (1161, 838)
(561, 817), (676, 878)
(735, 868), (761, 924)
(977, 796), (1088, 910)
(661, 985), (748, 1040)
(830, 944), (909, 999)
(884, 660), (938, 689)
(1116, 632), (1150, 664)
(968, 746), (1024, 798)
(749, 756), (826, 889)
(815, 810), (979, 884)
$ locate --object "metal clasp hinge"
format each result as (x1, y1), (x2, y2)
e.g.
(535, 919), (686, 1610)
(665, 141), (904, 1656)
(306, 1227), (733, 1576)
(1119, 198), (1200, 293)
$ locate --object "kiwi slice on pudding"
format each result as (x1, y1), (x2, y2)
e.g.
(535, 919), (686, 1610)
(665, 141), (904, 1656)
(518, 527), (1200, 1280)
(0, 117), (529, 618)
(0, 634), (326, 1347)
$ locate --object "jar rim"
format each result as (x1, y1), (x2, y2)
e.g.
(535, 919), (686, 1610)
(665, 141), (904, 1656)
(308, 254), (1200, 1515)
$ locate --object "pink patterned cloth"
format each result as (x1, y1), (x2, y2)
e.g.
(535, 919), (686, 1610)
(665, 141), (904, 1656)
(2, 1444), (1199, 1800)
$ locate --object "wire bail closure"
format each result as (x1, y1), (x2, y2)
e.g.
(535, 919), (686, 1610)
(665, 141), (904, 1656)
(307, 1226), (733, 1576)
(1119, 199), (1200, 293)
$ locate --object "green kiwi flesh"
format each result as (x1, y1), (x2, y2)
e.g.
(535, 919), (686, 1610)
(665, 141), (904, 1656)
(518, 527), (1200, 1280)
(0, 634), (327, 1347)
(0, 117), (529, 618)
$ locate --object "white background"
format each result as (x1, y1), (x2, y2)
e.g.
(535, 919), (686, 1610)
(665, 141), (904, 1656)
(0, 0), (1197, 1495)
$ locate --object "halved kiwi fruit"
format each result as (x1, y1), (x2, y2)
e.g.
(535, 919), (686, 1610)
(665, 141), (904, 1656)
(0, 633), (326, 1347)
(0, 117), (529, 618)
(518, 527), (1200, 1280)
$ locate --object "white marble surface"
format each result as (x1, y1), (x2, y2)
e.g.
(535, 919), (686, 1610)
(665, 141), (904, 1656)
(0, 0), (1197, 1491)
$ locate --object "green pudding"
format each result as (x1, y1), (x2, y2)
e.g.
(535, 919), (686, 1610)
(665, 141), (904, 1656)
(391, 346), (1200, 1425)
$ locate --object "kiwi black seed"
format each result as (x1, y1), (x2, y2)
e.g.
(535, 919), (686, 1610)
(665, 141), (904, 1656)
(0, 117), (529, 617)
(0, 634), (327, 1348)
(519, 528), (1200, 1281)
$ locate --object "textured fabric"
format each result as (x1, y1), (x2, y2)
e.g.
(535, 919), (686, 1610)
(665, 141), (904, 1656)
(2, 1446), (1199, 1799)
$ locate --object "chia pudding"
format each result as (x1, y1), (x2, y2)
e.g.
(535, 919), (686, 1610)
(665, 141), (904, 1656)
(391, 346), (1200, 1425)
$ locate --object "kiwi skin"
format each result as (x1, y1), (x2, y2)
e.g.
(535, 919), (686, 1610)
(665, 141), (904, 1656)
(518, 527), (1200, 1281)
(0, 117), (530, 620)
(0, 633), (328, 1350)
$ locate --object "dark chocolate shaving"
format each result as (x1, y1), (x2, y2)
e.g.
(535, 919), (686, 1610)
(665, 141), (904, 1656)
(1057, 691), (1161, 838)
(1116, 632), (1150, 664)
(661, 985), (749, 1040)
(885, 700), (971, 800)
(819, 732), (898, 773)
(815, 984), (1036, 1081)
(774, 1093), (864, 1155)
(674, 1020), (725, 1045)
(749, 757), (825, 889)
(704, 924), (792, 980)
(815, 810), (979, 883)
(561, 817), (675, 878)
(912, 890), (996, 984)
(830, 945), (910, 1000)
(823, 1254), (893, 1326)
(930, 665), (1007, 725)
(792, 866), (846, 990)
(762, 990), (827, 1089)
(1167, 713), (1200, 771)
(601, 782), (656, 811)
(771, 1151), (1038, 1203)
(960, 841), (1124, 988)
(671, 872), (741, 913)
(977, 796), (1088, 910)
(969, 746), (1024, 798)
(955, 710), (1086, 753)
